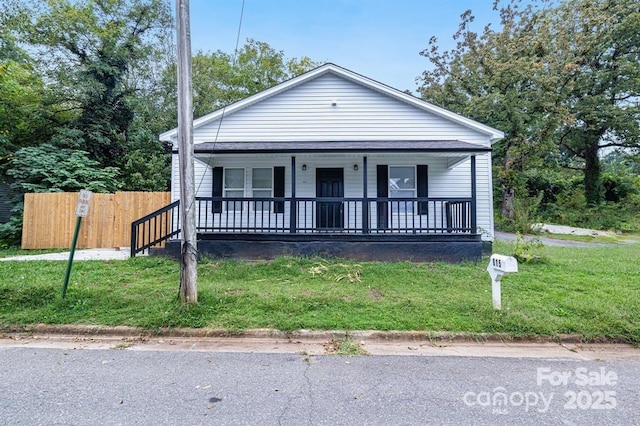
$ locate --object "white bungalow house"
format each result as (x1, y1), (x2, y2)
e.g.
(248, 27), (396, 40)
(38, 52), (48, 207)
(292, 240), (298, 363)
(134, 63), (503, 261)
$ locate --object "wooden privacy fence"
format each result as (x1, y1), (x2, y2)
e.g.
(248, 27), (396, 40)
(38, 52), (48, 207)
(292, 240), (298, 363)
(22, 192), (171, 249)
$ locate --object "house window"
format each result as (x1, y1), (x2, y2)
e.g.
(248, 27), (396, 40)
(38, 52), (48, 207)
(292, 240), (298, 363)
(224, 168), (244, 211)
(389, 166), (415, 213)
(252, 168), (272, 211)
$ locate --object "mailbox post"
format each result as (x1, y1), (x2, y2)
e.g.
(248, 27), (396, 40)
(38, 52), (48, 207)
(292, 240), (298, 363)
(487, 254), (518, 310)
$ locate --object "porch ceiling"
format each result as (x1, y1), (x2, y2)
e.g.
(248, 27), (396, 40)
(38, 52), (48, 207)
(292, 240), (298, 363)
(189, 140), (491, 154)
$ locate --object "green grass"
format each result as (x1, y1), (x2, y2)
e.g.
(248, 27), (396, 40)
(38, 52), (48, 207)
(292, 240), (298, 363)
(1, 242), (639, 343)
(0, 247), (68, 258)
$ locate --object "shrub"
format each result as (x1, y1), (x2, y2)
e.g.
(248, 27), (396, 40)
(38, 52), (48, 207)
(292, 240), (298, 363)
(0, 144), (123, 246)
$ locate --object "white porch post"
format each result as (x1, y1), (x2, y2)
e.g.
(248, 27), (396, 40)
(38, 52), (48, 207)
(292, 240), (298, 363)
(471, 155), (477, 233)
(290, 156), (297, 233)
(362, 156), (369, 234)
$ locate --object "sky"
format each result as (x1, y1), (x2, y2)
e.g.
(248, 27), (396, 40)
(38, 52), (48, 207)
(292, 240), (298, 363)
(184, 1), (503, 94)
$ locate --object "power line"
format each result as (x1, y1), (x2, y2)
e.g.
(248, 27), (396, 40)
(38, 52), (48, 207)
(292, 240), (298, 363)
(192, 0), (246, 200)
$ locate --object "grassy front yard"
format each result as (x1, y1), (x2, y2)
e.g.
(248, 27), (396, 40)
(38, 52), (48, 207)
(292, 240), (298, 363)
(1, 241), (638, 343)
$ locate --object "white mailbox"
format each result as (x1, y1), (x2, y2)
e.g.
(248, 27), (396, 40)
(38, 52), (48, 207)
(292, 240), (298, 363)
(487, 254), (518, 310)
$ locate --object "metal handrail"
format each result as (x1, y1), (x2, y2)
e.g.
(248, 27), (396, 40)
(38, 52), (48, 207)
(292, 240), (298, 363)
(130, 200), (180, 257)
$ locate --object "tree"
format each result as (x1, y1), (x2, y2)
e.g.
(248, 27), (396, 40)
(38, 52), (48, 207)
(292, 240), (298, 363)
(418, 0), (640, 216)
(0, 0), (175, 192)
(0, 60), (44, 161)
(8, 0), (173, 171)
(418, 1), (568, 219)
(120, 123), (172, 191)
(1, 1), (318, 195)
(551, 0), (640, 205)
(161, 39), (319, 124)
(0, 27), (54, 169)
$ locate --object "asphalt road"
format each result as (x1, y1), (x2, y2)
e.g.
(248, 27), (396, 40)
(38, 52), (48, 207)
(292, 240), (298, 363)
(1, 346), (639, 425)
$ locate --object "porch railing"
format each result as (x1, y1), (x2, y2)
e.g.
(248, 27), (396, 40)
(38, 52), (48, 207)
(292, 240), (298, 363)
(130, 200), (180, 257)
(131, 196), (475, 257)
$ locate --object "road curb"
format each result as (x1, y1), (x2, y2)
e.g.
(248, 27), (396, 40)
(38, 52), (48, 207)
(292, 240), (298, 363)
(0, 324), (631, 345)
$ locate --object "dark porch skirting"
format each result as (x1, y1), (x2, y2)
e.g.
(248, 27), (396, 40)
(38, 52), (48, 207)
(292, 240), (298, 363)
(160, 233), (484, 263)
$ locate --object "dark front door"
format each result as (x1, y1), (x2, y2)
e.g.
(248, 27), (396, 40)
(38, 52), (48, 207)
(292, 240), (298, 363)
(316, 168), (344, 229)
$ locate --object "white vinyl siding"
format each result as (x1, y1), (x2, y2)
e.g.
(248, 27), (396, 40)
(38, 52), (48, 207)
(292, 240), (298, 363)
(171, 155), (213, 202)
(190, 74), (492, 146)
(169, 71), (497, 240)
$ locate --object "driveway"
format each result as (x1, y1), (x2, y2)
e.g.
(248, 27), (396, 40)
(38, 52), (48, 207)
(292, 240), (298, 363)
(494, 232), (605, 247)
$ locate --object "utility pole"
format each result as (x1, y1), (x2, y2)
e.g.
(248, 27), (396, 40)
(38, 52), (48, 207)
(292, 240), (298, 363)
(176, 0), (197, 303)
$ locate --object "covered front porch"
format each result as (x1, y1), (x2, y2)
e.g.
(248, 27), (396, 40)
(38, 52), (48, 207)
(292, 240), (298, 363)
(131, 196), (481, 262)
(132, 141), (489, 262)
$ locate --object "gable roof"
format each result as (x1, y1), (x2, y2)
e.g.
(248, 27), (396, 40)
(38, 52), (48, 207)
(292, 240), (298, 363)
(159, 63), (504, 143)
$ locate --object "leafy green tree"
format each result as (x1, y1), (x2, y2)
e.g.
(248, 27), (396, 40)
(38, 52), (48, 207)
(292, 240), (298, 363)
(0, 61), (42, 160)
(112, 61), (174, 193)
(0, 0), (174, 191)
(419, 1), (567, 219)
(161, 39), (319, 123)
(418, 0), (640, 217)
(8, 0), (173, 171)
(120, 122), (171, 191)
(0, 28), (54, 169)
(550, 0), (640, 205)
(1, 0), (317, 195)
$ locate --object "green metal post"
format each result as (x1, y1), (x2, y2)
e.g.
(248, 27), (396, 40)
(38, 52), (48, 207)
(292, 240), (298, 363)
(62, 216), (82, 299)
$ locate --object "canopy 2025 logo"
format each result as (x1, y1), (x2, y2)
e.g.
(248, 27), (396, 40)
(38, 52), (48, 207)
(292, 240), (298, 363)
(462, 367), (618, 415)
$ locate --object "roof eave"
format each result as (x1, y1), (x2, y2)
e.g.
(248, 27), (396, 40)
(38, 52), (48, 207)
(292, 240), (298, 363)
(189, 148), (492, 154)
(177, 140), (492, 155)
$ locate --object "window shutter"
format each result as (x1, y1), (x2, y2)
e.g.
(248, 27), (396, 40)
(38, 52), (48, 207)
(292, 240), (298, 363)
(376, 165), (388, 229)
(417, 164), (428, 215)
(273, 166), (285, 213)
(212, 167), (223, 213)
